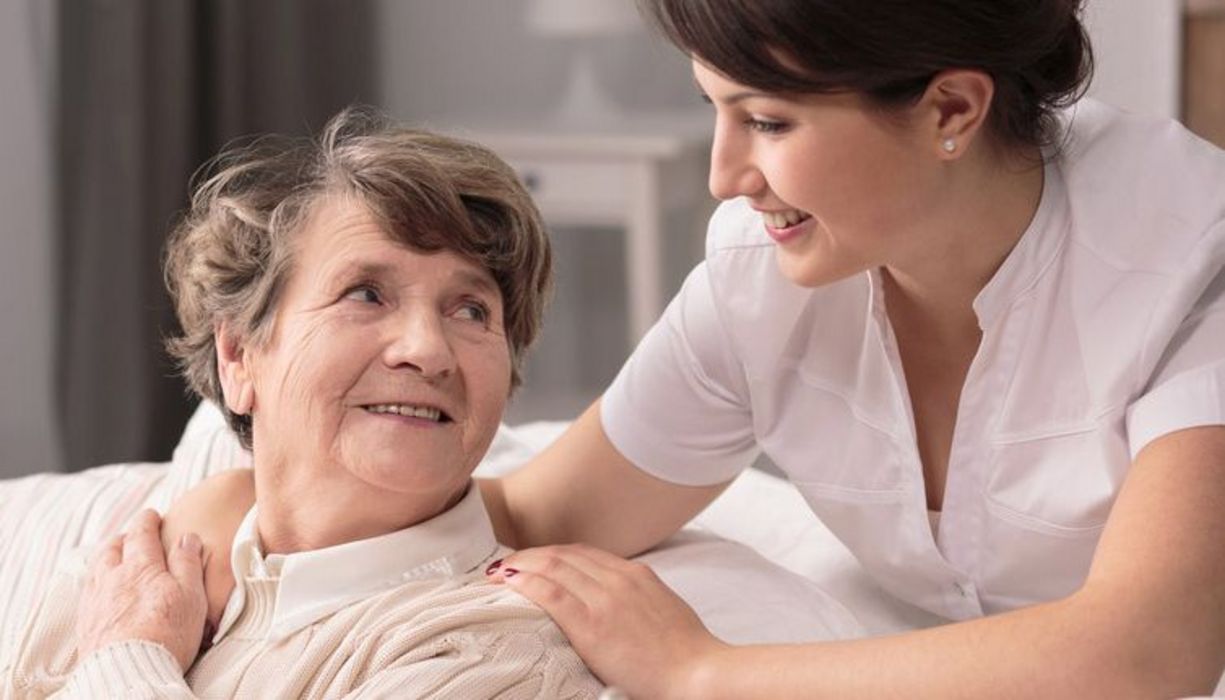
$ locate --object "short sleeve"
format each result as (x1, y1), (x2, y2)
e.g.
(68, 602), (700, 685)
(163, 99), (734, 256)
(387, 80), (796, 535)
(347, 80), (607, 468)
(1127, 237), (1225, 458)
(601, 263), (759, 486)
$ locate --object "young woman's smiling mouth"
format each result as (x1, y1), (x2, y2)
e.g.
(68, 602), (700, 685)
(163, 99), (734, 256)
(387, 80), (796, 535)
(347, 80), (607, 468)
(759, 208), (814, 243)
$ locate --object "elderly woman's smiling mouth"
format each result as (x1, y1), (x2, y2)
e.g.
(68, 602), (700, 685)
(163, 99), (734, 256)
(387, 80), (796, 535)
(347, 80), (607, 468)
(360, 403), (451, 422)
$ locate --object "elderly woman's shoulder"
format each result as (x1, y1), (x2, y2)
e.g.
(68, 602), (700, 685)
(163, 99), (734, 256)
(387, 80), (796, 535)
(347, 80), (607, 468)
(349, 564), (603, 695)
(361, 552), (571, 643)
(161, 468), (255, 627)
(161, 468), (256, 550)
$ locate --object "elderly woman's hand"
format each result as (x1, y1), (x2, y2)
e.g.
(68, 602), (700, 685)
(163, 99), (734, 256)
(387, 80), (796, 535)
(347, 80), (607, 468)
(76, 509), (209, 672)
(489, 544), (728, 699)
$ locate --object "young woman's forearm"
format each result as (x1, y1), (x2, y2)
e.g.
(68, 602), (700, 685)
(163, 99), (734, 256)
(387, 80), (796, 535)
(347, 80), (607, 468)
(686, 589), (1210, 699)
(481, 401), (729, 556)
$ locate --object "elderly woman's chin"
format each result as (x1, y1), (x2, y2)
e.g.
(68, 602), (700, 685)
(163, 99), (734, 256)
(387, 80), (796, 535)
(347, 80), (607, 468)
(337, 409), (502, 502)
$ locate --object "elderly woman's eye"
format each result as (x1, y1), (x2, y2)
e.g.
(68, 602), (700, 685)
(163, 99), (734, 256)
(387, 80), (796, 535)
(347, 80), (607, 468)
(343, 285), (382, 305)
(456, 301), (490, 324)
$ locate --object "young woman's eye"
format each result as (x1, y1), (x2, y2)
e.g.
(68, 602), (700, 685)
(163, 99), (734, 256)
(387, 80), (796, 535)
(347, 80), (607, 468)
(342, 285), (382, 305)
(745, 117), (790, 135)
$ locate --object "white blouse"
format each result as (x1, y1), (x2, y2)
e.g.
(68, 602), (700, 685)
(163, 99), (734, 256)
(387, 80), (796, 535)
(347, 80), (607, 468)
(602, 99), (1225, 620)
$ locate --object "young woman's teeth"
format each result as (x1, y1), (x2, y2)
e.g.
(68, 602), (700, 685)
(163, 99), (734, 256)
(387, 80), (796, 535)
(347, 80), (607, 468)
(763, 210), (812, 229)
(365, 404), (443, 421)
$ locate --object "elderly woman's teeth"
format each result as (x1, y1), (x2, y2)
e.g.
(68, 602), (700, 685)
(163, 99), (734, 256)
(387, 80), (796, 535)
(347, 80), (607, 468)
(763, 210), (812, 229)
(365, 404), (443, 421)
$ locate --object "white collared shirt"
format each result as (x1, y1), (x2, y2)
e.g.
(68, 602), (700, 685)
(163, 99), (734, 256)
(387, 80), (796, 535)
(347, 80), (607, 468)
(602, 99), (1225, 620)
(214, 484), (500, 642)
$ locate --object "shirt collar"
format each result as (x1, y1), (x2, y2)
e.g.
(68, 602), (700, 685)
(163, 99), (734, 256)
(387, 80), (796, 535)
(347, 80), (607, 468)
(970, 159), (1070, 329)
(213, 482), (500, 642)
(865, 160), (1069, 333)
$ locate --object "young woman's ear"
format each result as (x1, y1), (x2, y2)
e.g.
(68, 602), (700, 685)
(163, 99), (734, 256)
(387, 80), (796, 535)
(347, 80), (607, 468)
(215, 322), (255, 416)
(920, 69), (995, 159)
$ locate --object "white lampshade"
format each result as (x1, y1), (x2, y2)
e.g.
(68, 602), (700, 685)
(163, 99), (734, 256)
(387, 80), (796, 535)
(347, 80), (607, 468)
(526, 0), (642, 37)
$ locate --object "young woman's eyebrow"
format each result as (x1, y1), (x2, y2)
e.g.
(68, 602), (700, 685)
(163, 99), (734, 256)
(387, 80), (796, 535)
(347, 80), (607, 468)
(693, 83), (774, 107)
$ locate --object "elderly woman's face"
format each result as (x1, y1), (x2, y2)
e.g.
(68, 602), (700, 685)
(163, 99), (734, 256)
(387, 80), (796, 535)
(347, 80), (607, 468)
(239, 196), (511, 505)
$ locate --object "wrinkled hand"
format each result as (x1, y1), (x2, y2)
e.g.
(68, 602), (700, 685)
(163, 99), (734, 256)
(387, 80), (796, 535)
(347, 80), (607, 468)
(488, 544), (726, 699)
(76, 509), (209, 672)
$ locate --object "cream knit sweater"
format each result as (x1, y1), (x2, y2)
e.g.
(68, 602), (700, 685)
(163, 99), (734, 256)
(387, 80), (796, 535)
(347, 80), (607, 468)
(2, 483), (602, 699)
(5, 557), (599, 699)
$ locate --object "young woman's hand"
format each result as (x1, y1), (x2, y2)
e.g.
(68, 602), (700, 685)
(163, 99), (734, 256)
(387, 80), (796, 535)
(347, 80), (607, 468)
(75, 509), (209, 672)
(488, 544), (728, 699)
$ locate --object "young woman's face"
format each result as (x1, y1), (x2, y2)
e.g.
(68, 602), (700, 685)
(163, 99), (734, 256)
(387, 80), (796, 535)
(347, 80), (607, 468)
(694, 59), (939, 288)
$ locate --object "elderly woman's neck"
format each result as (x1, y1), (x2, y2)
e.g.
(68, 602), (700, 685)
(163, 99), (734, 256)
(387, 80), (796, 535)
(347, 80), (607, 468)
(252, 469), (470, 554)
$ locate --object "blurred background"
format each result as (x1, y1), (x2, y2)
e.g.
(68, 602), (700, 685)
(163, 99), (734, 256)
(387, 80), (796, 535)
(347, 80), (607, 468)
(1, 0), (1221, 478)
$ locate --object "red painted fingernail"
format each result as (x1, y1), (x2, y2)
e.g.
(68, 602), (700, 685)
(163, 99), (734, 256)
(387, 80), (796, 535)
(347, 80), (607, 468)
(485, 559), (503, 576)
(502, 568), (519, 578)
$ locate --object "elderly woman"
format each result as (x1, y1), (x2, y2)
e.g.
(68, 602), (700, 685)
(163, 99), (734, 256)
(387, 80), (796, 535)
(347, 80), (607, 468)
(2, 109), (602, 698)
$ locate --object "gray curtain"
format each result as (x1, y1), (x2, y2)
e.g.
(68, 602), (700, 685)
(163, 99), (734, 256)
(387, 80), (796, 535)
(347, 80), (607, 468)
(56, 0), (376, 471)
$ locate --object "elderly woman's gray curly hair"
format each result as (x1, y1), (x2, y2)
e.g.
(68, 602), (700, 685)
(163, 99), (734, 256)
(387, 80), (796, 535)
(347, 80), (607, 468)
(164, 107), (552, 449)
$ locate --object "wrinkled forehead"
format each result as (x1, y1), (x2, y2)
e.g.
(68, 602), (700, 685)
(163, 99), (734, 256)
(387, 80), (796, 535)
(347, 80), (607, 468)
(289, 194), (498, 295)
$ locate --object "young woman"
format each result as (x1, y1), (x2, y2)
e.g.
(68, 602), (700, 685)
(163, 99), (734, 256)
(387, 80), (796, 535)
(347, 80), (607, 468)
(481, 0), (1225, 696)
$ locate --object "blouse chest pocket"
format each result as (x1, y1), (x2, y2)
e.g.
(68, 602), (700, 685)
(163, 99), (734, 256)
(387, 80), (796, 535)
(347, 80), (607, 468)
(984, 414), (1131, 534)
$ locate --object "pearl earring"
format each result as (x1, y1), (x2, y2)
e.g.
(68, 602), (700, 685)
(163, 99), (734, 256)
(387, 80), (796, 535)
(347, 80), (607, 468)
(941, 138), (957, 154)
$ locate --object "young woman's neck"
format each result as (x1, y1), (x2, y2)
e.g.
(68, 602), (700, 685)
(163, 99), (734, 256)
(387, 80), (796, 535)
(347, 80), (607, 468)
(883, 145), (1045, 339)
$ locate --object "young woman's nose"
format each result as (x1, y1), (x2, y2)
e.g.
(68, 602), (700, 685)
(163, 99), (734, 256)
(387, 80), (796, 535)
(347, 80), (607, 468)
(708, 125), (766, 201)
(383, 310), (458, 379)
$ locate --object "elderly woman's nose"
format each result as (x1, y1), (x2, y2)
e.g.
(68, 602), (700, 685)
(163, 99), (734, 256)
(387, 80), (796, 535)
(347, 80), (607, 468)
(382, 311), (458, 378)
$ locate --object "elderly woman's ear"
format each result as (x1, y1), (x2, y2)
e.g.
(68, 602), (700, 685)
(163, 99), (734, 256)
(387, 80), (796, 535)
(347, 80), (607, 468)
(215, 322), (255, 416)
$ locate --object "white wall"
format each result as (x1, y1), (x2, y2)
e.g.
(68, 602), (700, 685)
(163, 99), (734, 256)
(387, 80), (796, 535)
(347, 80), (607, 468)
(0, 0), (61, 477)
(1083, 0), (1181, 118)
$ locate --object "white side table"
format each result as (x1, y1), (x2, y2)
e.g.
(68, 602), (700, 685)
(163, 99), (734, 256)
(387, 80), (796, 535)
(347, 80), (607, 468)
(449, 117), (713, 347)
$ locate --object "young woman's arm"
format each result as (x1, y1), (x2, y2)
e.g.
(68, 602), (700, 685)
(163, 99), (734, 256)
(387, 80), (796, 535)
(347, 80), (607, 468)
(479, 400), (731, 557)
(495, 425), (1225, 699)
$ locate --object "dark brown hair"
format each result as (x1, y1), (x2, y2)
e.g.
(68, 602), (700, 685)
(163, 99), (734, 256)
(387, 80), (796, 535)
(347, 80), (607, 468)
(165, 107), (551, 448)
(640, 0), (1094, 151)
